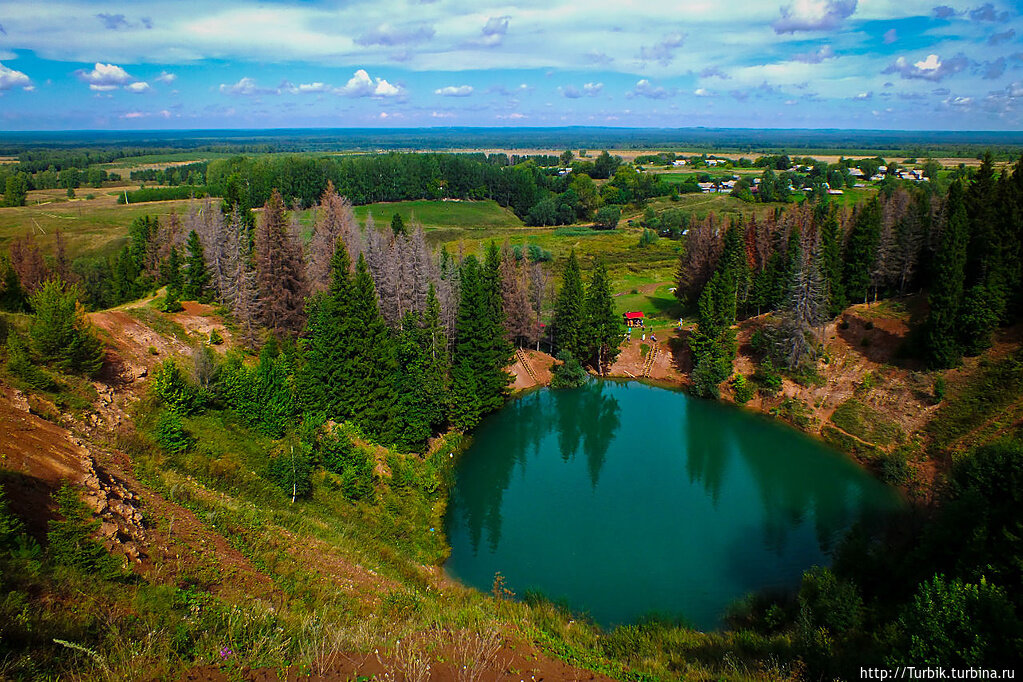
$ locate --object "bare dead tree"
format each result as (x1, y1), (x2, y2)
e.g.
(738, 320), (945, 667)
(307, 182), (358, 294)
(8, 232), (49, 293)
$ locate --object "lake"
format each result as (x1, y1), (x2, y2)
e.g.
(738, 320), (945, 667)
(445, 380), (903, 631)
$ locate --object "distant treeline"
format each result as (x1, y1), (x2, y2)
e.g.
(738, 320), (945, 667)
(117, 186), (209, 204)
(3, 127), (1023, 158)
(129, 162), (208, 186)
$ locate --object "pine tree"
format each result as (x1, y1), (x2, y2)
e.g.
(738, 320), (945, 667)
(553, 250), (585, 358)
(925, 181), (969, 369)
(183, 230), (210, 301)
(254, 189), (308, 334)
(583, 259), (622, 374)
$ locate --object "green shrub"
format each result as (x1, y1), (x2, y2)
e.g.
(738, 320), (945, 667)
(28, 279), (105, 376)
(879, 449), (911, 485)
(732, 373), (755, 404)
(550, 351), (588, 389)
(209, 328), (224, 345)
(320, 425), (375, 501)
(266, 444), (313, 501)
(4, 332), (56, 390)
(46, 484), (123, 579)
(753, 358), (783, 396)
(154, 409), (192, 453)
(933, 375), (946, 403)
(151, 360), (202, 415)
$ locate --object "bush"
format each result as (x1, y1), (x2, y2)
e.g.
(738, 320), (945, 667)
(753, 358), (783, 396)
(933, 375), (946, 403)
(732, 373), (755, 404)
(320, 424), (375, 501)
(879, 449), (911, 485)
(550, 351), (588, 388)
(594, 206), (621, 230)
(266, 444), (313, 501)
(47, 483), (123, 579)
(4, 332), (56, 390)
(209, 328), (224, 345)
(154, 409), (192, 453)
(151, 360), (202, 415)
(28, 279), (105, 376)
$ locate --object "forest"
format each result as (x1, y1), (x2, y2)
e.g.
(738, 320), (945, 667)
(1, 142), (1023, 679)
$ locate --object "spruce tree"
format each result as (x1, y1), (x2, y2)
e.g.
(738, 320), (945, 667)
(925, 181), (969, 369)
(843, 198), (882, 304)
(820, 209), (847, 317)
(959, 152), (1006, 354)
(393, 310), (438, 452)
(183, 230), (210, 302)
(160, 246), (184, 313)
(348, 254), (398, 442)
(449, 256), (485, 429)
(28, 280), (105, 376)
(553, 250), (585, 358)
(298, 243), (353, 416)
(255, 188), (309, 334)
(583, 260), (622, 374)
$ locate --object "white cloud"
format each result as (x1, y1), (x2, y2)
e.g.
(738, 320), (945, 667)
(336, 69), (403, 97)
(219, 76), (262, 96)
(431, 111), (455, 118)
(628, 79), (674, 99)
(356, 23), (435, 46)
(155, 71), (176, 84)
(76, 62), (132, 88)
(434, 85), (473, 97)
(474, 16), (510, 47)
(560, 82), (603, 98)
(125, 81), (151, 93)
(583, 82), (603, 96)
(694, 87), (713, 96)
(639, 32), (686, 66)
(772, 0), (858, 33)
(882, 53), (970, 81)
(853, 91), (872, 99)
(0, 62), (31, 90)
(791, 45), (835, 63)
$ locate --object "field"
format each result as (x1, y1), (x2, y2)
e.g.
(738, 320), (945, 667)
(0, 189), (199, 258)
(351, 199), (523, 230)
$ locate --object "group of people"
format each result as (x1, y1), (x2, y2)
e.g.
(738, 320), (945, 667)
(625, 323), (657, 343)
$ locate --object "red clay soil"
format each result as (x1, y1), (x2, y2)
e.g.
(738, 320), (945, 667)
(509, 348), (556, 391)
(606, 332), (688, 383)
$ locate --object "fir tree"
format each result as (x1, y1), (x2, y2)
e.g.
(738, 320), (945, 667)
(583, 259), (622, 374)
(393, 310), (438, 451)
(843, 198), (882, 304)
(28, 279), (105, 376)
(183, 230), (210, 301)
(553, 250), (585, 358)
(391, 212), (406, 237)
(925, 181), (969, 369)
(820, 209), (847, 317)
(160, 246), (184, 313)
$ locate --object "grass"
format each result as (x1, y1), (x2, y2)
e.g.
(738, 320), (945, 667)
(614, 285), (681, 328)
(829, 398), (905, 448)
(0, 192), (198, 259)
(351, 200), (523, 230)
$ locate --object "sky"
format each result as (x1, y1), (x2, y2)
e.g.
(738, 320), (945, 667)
(0, 0), (1020, 131)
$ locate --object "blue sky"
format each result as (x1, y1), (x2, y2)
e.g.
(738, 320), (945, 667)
(0, 0), (1020, 130)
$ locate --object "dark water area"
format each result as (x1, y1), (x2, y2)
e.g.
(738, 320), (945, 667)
(445, 380), (903, 631)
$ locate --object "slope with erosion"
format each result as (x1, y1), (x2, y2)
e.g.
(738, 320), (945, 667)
(0, 297), (626, 681)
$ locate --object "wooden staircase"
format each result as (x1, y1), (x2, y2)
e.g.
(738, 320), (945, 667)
(641, 344), (659, 378)
(516, 348), (540, 384)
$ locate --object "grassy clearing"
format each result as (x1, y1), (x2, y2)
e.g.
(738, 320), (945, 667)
(614, 285), (681, 328)
(829, 398), (905, 448)
(352, 200), (523, 230)
(927, 349), (1023, 456)
(0, 194), (197, 259)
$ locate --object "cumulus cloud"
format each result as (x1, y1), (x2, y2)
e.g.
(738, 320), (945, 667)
(638, 32), (686, 65)
(474, 16), (510, 47)
(0, 62), (31, 90)
(76, 62), (133, 90)
(853, 91), (872, 99)
(792, 44), (835, 62)
(125, 81), (151, 93)
(122, 109), (171, 119)
(434, 85), (473, 97)
(883, 28), (897, 44)
(560, 82), (603, 98)
(628, 79), (674, 99)
(969, 3), (1008, 22)
(355, 23), (435, 46)
(944, 95), (973, 106)
(932, 5), (958, 18)
(700, 66), (730, 79)
(219, 77), (266, 96)
(155, 71), (177, 84)
(882, 53), (969, 81)
(989, 29), (1016, 45)
(694, 88), (714, 96)
(980, 57), (1006, 79)
(772, 0), (858, 33)
(96, 13), (128, 30)
(336, 69), (403, 97)
(586, 50), (614, 65)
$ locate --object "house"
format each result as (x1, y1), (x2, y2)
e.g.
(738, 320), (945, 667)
(672, 159), (687, 167)
(623, 311), (645, 327)
(828, 189), (844, 195)
(848, 168), (865, 177)
(706, 158), (723, 166)
(697, 181), (716, 192)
